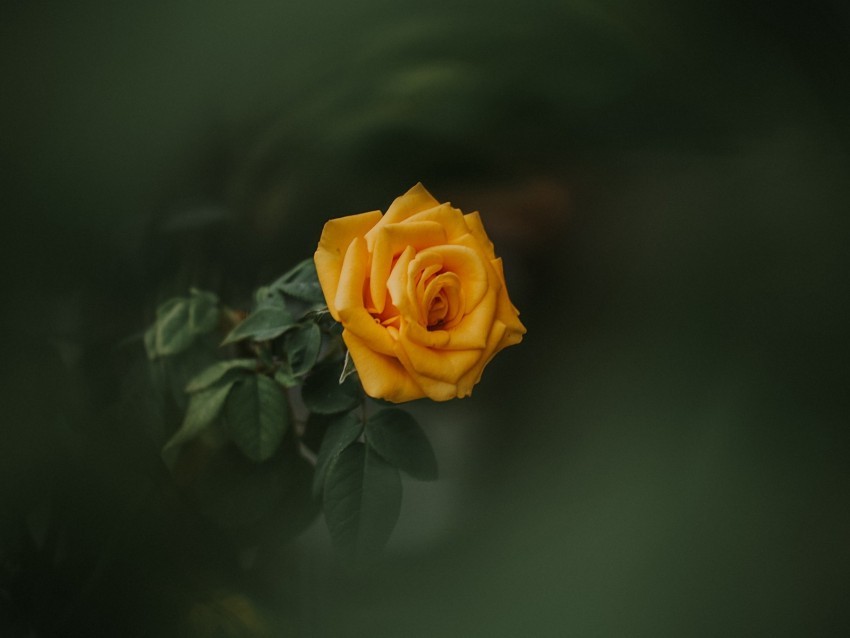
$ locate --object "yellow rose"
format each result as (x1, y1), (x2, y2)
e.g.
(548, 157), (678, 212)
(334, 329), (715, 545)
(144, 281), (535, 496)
(314, 183), (526, 403)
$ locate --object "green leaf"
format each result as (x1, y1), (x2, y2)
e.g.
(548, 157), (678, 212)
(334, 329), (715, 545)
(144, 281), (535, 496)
(224, 375), (290, 462)
(163, 380), (236, 454)
(188, 288), (220, 334)
(185, 359), (256, 393)
(323, 442), (401, 558)
(272, 259), (325, 304)
(312, 412), (362, 498)
(301, 359), (361, 414)
(156, 338), (221, 411)
(274, 367), (300, 388)
(221, 305), (295, 345)
(146, 292), (220, 359)
(254, 285), (283, 309)
(285, 322), (322, 376)
(155, 297), (194, 356)
(366, 409), (438, 481)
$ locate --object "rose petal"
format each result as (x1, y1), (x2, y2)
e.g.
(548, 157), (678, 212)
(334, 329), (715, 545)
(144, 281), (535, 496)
(392, 341), (459, 402)
(398, 326), (482, 383)
(314, 210), (382, 319)
(404, 203), (469, 241)
(403, 322), (451, 348)
(456, 320), (508, 397)
(407, 245), (489, 314)
(462, 211), (497, 260)
(334, 237), (395, 355)
(421, 272), (462, 326)
(343, 330), (425, 403)
(364, 183), (440, 248)
(443, 288), (496, 349)
(386, 245), (417, 320)
(370, 220), (446, 314)
(491, 258), (527, 337)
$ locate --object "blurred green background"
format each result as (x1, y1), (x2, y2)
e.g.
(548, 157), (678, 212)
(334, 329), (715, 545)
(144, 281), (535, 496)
(2, 0), (849, 635)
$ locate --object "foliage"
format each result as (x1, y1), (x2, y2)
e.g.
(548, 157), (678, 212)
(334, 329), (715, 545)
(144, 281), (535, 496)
(143, 258), (438, 559)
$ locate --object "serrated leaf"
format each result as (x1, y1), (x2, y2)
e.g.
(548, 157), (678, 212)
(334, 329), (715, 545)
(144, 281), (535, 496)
(189, 288), (220, 334)
(366, 409), (438, 481)
(312, 412), (362, 498)
(271, 259), (325, 304)
(302, 360), (361, 414)
(155, 298), (194, 356)
(185, 359), (256, 393)
(323, 442), (401, 559)
(221, 306), (295, 345)
(224, 375), (290, 462)
(163, 380), (236, 454)
(285, 322), (322, 376)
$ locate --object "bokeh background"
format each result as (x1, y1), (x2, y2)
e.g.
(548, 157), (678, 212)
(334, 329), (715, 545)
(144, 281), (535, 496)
(2, 0), (849, 635)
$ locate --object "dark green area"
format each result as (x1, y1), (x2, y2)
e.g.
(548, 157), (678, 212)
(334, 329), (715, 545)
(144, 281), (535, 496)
(2, 0), (849, 636)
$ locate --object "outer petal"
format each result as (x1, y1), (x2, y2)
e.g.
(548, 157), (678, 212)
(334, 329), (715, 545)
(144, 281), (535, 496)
(314, 210), (382, 320)
(456, 320), (508, 397)
(343, 331), (425, 403)
(404, 203), (469, 241)
(392, 341), (459, 402)
(491, 258), (527, 338)
(397, 325), (483, 384)
(364, 183), (440, 248)
(334, 237), (395, 356)
(462, 211), (497, 260)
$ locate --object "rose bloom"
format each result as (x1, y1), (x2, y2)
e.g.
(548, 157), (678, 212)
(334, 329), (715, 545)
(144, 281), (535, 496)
(314, 183), (526, 402)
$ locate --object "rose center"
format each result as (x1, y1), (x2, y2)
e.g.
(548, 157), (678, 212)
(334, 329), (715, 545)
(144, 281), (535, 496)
(420, 269), (464, 331)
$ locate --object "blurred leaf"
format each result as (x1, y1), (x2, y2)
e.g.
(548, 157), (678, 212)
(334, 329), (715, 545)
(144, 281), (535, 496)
(185, 359), (256, 393)
(312, 411), (362, 498)
(366, 408), (438, 481)
(323, 442), (401, 559)
(301, 359), (361, 414)
(284, 322), (321, 376)
(271, 258), (325, 304)
(150, 337), (222, 411)
(221, 306), (295, 345)
(147, 291), (220, 359)
(188, 288), (220, 334)
(163, 380), (237, 456)
(155, 297), (194, 356)
(224, 375), (290, 462)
